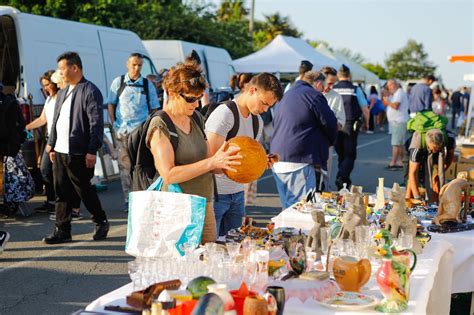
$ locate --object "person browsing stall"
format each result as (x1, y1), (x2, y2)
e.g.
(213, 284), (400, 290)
(146, 62), (242, 243)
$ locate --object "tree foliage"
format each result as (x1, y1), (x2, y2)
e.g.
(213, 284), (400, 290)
(253, 13), (302, 49)
(385, 39), (436, 80)
(362, 63), (388, 80)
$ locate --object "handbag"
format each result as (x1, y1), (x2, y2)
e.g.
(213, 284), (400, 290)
(3, 152), (34, 204)
(125, 177), (207, 258)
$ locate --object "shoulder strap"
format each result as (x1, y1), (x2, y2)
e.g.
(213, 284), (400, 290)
(225, 100), (240, 140)
(143, 78), (151, 113)
(116, 75), (126, 100)
(192, 111), (206, 140)
(251, 115), (259, 139)
(156, 110), (179, 152)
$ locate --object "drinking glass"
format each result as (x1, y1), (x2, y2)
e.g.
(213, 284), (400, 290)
(267, 286), (285, 315)
(320, 227), (330, 255)
(306, 251), (317, 271)
(337, 239), (355, 256)
(226, 242), (241, 261)
(355, 226), (369, 258)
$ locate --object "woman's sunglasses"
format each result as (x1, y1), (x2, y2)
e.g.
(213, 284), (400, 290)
(179, 76), (206, 87)
(179, 93), (203, 103)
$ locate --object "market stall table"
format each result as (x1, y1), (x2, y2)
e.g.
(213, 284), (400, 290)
(86, 240), (453, 315)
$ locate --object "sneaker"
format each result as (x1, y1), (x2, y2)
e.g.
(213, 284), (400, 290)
(366, 130), (374, 134)
(0, 231), (10, 253)
(43, 228), (72, 244)
(49, 211), (83, 221)
(72, 209), (83, 221)
(35, 202), (54, 213)
(93, 222), (110, 241)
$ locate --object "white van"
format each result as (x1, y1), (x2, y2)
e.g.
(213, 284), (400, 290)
(0, 6), (157, 113)
(143, 40), (235, 93)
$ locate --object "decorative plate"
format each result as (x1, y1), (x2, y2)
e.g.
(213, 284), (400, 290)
(315, 291), (379, 311)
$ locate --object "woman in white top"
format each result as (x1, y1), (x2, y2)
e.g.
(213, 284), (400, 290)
(26, 70), (82, 218)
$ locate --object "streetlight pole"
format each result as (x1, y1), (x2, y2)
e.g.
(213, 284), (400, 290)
(249, 0), (255, 38)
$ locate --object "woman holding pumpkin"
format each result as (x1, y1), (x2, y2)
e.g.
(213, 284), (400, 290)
(146, 62), (241, 243)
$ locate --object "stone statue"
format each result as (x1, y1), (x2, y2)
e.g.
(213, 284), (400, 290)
(337, 197), (364, 241)
(385, 183), (422, 253)
(305, 210), (325, 258)
(434, 172), (470, 225)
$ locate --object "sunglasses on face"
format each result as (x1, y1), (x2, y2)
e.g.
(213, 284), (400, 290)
(179, 93), (203, 103)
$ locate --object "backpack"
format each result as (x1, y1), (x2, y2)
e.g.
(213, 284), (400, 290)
(114, 75), (151, 115)
(407, 110), (448, 149)
(127, 110), (205, 191)
(0, 93), (26, 158)
(203, 100), (259, 140)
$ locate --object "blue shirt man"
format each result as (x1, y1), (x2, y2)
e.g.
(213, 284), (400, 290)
(108, 73), (160, 136)
(107, 53), (160, 210)
(408, 75), (435, 114)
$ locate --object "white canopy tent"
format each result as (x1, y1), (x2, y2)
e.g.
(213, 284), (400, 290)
(316, 44), (380, 85)
(232, 35), (341, 74)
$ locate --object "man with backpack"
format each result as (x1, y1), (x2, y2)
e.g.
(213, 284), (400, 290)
(107, 53), (160, 210)
(205, 73), (283, 237)
(406, 128), (455, 202)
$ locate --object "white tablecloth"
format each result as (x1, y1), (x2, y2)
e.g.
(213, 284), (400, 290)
(272, 207), (474, 295)
(271, 207), (334, 231)
(430, 229), (474, 293)
(86, 240), (454, 315)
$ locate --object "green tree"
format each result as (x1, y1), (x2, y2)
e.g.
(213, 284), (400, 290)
(362, 63), (389, 80)
(385, 39), (437, 80)
(336, 47), (366, 64)
(216, 0), (248, 22)
(253, 12), (302, 49)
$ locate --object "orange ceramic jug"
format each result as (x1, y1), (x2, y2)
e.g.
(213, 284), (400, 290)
(333, 256), (371, 292)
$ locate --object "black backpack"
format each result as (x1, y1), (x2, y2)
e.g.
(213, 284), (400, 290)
(127, 110), (205, 191)
(203, 100), (259, 140)
(115, 75), (151, 114)
(0, 93), (26, 158)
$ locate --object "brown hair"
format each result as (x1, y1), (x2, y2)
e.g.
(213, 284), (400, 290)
(321, 66), (337, 77)
(230, 73), (253, 91)
(162, 62), (208, 95)
(39, 70), (59, 94)
(247, 73), (284, 101)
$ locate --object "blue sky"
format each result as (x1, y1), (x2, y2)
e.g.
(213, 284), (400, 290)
(208, 0), (473, 89)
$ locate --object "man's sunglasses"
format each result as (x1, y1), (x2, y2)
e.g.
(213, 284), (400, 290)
(180, 93), (203, 103)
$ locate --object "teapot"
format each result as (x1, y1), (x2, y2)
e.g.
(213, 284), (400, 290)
(333, 256), (371, 292)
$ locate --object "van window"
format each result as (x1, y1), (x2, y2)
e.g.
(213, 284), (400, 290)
(141, 56), (157, 77)
(0, 15), (20, 95)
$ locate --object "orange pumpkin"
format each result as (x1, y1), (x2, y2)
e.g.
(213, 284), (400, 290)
(223, 136), (267, 184)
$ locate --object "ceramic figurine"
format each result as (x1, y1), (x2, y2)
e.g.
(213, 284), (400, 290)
(434, 172), (470, 225)
(282, 234), (307, 279)
(374, 178), (385, 211)
(337, 197), (364, 241)
(374, 230), (417, 313)
(305, 211), (325, 258)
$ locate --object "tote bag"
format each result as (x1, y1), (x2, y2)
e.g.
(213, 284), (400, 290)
(125, 177), (206, 257)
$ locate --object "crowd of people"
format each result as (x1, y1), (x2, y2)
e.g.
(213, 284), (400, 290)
(0, 50), (471, 250)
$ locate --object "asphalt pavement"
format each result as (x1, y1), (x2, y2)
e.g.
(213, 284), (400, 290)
(0, 129), (404, 314)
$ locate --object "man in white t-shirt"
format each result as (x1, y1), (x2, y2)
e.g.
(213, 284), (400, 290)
(384, 79), (409, 168)
(206, 73), (283, 237)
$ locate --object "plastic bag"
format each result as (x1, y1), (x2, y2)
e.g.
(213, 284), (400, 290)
(125, 177), (206, 258)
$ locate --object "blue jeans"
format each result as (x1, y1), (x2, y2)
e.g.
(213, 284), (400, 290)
(273, 165), (316, 209)
(214, 191), (245, 237)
